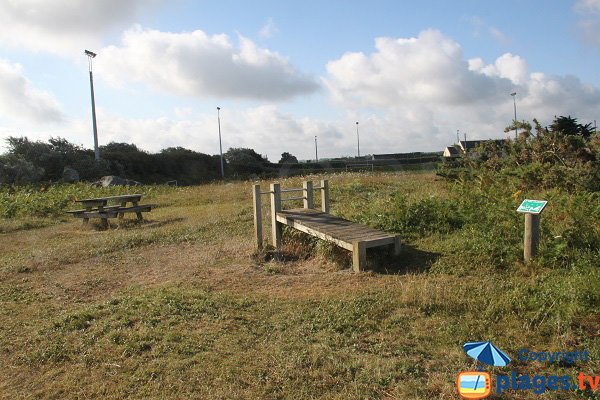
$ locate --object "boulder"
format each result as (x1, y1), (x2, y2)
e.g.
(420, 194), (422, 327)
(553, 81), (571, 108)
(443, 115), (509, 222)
(91, 175), (142, 187)
(62, 166), (80, 183)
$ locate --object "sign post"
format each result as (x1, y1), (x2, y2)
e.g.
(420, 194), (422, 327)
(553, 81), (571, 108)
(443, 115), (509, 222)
(517, 199), (547, 263)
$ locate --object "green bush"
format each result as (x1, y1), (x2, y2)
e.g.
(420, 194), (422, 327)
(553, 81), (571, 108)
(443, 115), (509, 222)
(385, 193), (463, 238)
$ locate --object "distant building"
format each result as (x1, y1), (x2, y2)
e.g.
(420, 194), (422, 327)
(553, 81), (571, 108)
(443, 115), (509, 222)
(458, 140), (507, 153)
(443, 146), (460, 158)
(443, 139), (508, 159)
(371, 152), (442, 161)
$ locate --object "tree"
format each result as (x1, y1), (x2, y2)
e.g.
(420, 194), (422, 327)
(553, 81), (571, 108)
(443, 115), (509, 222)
(0, 154), (44, 185)
(549, 116), (594, 139)
(224, 148), (268, 176)
(278, 152), (298, 164)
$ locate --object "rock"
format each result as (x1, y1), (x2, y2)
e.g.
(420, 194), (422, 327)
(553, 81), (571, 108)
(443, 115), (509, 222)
(91, 175), (142, 187)
(62, 166), (80, 183)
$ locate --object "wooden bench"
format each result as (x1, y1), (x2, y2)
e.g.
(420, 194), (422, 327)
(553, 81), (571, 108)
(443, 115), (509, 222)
(253, 180), (400, 272)
(67, 194), (156, 228)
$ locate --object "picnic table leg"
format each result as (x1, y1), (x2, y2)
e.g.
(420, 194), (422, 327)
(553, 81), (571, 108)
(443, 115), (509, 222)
(352, 241), (366, 272)
(83, 206), (91, 225)
(119, 201), (126, 219)
(394, 236), (401, 256)
(133, 201), (144, 221)
(98, 205), (108, 229)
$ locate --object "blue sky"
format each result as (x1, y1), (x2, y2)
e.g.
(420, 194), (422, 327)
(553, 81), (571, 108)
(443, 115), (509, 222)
(0, 0), (599, 161)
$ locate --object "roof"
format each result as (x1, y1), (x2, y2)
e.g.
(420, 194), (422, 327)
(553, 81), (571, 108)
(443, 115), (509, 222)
(459, 139), (507, 150)
(443, 146), (460, 155)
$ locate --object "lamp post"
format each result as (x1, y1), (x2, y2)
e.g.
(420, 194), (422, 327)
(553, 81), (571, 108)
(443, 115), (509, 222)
(510, 92), (518, 138)
(85, 50), (100, 161)
(356, 121), (360, 158)
(314, 136), (318, 162)
(217, 107), (224, 178)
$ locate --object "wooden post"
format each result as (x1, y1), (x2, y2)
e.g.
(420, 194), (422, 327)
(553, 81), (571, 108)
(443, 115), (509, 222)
(524, 213), (540, 262)
(303, 181), (313, 209)
(352, 241), (366, 272)
(253, 184), (263, 250)
(270, 183), (282, 250)
(321, 179), (329, 213)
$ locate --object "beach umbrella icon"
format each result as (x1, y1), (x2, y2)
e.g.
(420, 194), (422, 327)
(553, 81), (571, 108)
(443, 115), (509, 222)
(463, 341), (511, 367)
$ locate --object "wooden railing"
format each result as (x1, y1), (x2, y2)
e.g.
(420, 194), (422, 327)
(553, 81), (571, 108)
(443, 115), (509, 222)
(252, 180), (329, 250)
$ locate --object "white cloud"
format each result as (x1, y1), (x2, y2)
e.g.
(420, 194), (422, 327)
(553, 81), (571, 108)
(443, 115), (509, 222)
(0, 58), (64, 123)
(466, 16), (511, 46)
(469, 53), (528, 85)
(488, 27), (511, 46)
(575, 0), (600, 46)
(0, 0), (160, 55)
(96, 26), (319, 100)
(324, 30), (510, 107)
(324, 30), (600, 148)
(259, 18), (279, 39)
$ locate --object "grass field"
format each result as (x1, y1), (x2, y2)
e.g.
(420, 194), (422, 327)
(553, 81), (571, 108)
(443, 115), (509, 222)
(0, 172), (598, 399)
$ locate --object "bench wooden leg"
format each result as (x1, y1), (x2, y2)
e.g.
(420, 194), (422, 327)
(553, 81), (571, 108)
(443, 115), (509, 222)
(394, 236), (401, 256)
(133, 201), (143, 221)
(352, 241), (366, 272)
(83, 206), (91, 225)
(272, 221), (282, 250)
(119, 201), (126, 219)
(100, 218), (108, 229)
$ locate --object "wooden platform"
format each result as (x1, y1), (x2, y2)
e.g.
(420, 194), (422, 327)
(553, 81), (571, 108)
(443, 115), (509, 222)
(253, 180), (400, 272)
(276, 208), (400, 271)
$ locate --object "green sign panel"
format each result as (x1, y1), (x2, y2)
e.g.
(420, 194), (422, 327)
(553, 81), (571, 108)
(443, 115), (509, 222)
(517, 199), (548, 214)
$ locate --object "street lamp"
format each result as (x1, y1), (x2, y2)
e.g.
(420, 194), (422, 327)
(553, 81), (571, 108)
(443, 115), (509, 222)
(314, 136), (318, 162)
(85, 50), (100, 161)
(510, 92), (518, 138)
(356, 121), (360, 158)
(217, 107), (224, 178)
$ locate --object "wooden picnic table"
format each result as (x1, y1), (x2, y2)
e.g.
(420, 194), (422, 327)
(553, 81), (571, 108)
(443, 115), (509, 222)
(67, 194), (155, 228)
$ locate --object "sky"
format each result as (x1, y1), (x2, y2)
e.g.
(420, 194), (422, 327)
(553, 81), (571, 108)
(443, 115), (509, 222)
(0, 0), (599, 162)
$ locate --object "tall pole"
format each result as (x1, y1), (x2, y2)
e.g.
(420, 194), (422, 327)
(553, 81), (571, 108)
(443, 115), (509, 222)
(511, 92), (518, 139)
(217, 107), (224, 178)
(356, 121), (360, 158)
(314, 136), (318, 162)
(456, 129), (460, 144)
(85, 50), (99, 161)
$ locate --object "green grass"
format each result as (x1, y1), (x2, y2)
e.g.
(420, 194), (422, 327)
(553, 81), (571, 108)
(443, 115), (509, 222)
(0, 172), (598, 399)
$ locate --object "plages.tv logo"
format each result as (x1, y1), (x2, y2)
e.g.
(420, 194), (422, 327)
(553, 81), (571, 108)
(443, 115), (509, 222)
(457, 341), (511, 399)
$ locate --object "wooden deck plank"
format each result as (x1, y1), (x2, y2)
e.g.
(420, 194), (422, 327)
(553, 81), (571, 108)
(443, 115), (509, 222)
(276, 209), (396, 246)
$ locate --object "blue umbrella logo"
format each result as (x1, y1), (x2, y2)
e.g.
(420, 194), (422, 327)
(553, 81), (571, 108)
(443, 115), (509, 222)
(463, 341), (511, 367)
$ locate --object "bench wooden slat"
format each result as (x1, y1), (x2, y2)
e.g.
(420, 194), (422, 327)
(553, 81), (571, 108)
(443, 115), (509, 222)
(116, 204), (155, 213)
(66, 205), (121, 214)
(67, 204), (155, 220)
(76, 194), (143, 203)
(74, 211), (119, 219)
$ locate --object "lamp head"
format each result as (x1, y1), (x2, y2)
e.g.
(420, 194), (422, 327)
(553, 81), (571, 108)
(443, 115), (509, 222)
(217, 107), (221, 111)
(85, 50), (97, 58)
(510, 92), (517, 96)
